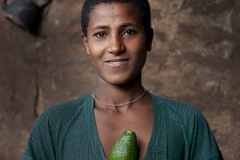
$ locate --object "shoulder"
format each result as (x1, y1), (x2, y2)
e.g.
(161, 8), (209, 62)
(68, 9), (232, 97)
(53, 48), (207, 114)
(28, 94), (93, 145)
(34, 94), (93, 131)
(149, 92), (224, 159)
(149, 92), (207, 127)
(39, 94), (92, 119)
(22, 94), (94, 159)
(149, 92), (201, 115)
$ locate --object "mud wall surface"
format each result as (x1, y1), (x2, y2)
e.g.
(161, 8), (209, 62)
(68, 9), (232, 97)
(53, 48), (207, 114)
(0, 0), (239, 159)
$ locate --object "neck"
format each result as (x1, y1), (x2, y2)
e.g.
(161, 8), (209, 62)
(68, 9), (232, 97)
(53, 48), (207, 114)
(94, 74), (144, 108)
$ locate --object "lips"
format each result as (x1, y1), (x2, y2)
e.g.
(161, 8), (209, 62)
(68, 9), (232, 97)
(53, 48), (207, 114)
(104, 58), (129, 66)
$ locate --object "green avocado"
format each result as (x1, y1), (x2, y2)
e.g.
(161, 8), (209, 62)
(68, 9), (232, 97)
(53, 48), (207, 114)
(109, 130), (138, 160)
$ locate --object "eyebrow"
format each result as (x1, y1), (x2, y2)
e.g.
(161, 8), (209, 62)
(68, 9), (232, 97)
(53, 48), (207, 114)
(91, 23), (138, 31)
(120, 23), (137, 28)
(92, 25), (109, 31)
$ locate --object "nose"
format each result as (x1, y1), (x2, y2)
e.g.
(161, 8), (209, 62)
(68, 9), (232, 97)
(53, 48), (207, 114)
(107, 35), (125, 55)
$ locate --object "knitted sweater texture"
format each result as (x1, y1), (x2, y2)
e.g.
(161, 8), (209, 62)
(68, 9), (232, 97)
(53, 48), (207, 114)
(22, 92), (223, 160)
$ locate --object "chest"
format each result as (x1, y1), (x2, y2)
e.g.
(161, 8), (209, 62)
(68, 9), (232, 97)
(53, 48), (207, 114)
(55, 99), (187, 160)
(94, 108), (153, 159)
(57, 114), (185, 160)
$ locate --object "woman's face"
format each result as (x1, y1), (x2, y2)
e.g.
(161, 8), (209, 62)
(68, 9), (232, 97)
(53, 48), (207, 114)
(82, 2), (152, 85)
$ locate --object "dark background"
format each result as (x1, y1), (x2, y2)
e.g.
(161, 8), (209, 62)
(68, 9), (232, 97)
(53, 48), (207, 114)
(0, 0), (239, 159)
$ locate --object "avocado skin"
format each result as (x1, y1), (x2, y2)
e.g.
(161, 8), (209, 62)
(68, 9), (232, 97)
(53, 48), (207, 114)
(109, 130), (138, 160)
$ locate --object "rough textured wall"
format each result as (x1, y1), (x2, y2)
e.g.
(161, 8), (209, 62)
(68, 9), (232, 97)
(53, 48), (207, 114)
(0, 0), (239, 159)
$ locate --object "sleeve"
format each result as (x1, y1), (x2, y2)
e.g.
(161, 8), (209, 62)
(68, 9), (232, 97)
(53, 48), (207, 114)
(189, 110), (224, 160)
(22, 110), (56, 160)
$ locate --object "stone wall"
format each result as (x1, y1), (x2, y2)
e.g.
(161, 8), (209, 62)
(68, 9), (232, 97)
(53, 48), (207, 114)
(0, 0), (239, 159)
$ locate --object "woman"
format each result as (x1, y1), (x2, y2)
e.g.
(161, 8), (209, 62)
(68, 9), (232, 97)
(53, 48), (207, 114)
(22, 0), (223, 159)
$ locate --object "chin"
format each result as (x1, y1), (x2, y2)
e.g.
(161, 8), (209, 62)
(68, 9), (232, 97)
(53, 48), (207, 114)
(106, 78), (130, 86)
(102, 73), (141, 86)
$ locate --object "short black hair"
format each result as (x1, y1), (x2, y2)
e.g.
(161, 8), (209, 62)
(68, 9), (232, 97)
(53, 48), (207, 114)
(81, 0), (152, 37)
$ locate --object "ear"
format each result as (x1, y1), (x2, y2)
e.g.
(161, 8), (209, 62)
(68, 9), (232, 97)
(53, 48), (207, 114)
(147, 28), (154, 51)
(82, 34), (90, 55)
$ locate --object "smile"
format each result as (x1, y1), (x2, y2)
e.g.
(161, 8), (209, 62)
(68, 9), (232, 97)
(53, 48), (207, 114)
(105, 59), (129, 66)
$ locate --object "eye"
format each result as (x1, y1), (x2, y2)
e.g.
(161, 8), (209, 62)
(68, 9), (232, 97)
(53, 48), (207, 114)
(93, 32), (108, 38)
(122, 30), (136, 37)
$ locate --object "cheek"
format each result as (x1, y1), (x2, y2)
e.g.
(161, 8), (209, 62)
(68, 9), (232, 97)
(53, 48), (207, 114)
(132, 39), (148, 64)
(88, 43), (106, 68)
(131, 34), (147, 49)
(88, 41), (105, 56)
(129, 38), (147, 55)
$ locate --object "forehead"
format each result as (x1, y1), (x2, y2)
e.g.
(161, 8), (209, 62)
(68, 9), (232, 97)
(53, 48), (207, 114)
(88, 2), (142, 26)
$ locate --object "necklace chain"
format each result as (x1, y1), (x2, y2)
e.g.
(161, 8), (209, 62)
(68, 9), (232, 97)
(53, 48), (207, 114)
(91, 89), (146, 107)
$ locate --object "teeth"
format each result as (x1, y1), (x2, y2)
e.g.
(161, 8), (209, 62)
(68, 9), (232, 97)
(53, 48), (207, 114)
(108, 60), (127, 63)
(110, 61), (123, 64)
(107, 60), (128, 65)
